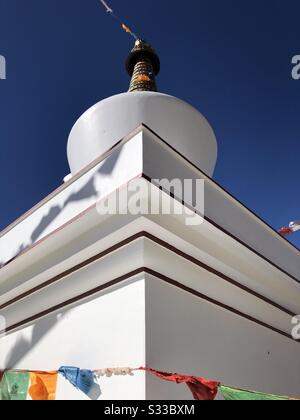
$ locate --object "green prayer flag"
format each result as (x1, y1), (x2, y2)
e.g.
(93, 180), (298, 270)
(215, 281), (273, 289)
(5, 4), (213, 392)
(0, 372), (30, 401)
(219, 385), (289, 401)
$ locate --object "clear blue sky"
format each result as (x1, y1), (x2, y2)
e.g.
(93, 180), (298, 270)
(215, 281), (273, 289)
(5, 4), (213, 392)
(0, 0), (299, 249)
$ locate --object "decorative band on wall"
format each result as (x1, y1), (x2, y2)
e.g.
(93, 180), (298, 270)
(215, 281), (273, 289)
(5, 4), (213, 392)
(0, 233), (298, 343)
(1, 124), (298, 284)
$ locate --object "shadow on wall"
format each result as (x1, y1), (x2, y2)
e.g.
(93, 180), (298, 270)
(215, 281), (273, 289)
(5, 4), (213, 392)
(3, 309), (102, 400)
(4, 313), (61, 369)
(4, 277), (143, 370)
(0, 150), (122, 268)
(30, 177), (98, 244)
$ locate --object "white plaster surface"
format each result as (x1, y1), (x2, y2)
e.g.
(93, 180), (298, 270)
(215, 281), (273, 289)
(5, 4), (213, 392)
(67, 92), (218, 176)
(144, 275), (300, 400)
(0, 277), (146, 400)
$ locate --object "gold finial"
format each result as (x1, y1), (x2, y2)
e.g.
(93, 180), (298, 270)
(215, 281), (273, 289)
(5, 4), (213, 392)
(126, 40), (160, 92)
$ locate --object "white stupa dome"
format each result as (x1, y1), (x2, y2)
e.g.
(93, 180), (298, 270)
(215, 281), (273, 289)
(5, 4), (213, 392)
(67, 91), (218, 176)
(67, 40), (217, 177)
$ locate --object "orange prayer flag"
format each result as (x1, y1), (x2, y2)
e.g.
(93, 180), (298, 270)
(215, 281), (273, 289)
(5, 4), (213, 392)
(122, 23), (132, 34)
(29, 372), (58, 401)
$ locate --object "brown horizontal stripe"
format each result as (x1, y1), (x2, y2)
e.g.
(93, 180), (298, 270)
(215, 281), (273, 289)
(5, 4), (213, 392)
(1, 123), (298, 285)
(0, 232), (145, 311)
(141, 173), (300, 285)
(0, 125), (144, 239)
(142, 124), (300, 254)
(144, 268), (299, 343)
(142, 232), (296, 317)
(2, 268), (145, 334)
(0, 173), (144, 271)
(1, 267), (298, 343)
(0, 233), (296, 319)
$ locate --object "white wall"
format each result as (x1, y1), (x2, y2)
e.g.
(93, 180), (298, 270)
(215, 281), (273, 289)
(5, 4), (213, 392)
(145, 274), (300, 400)
(0, 277), (146, 400)
(1, 125), (299, 401)
(0, 271), (299, 400)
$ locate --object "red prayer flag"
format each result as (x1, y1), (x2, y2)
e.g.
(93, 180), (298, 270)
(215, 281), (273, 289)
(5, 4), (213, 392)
(279, 227), (293, 236)
(140, 368), (219, 400)
(279, 220), (300, 236)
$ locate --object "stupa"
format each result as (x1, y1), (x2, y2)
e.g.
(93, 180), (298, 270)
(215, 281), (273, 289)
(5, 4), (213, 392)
(0, 40), (299, 400)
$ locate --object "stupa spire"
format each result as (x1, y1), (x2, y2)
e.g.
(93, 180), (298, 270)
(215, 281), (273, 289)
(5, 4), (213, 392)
(126, 40), (160, 92)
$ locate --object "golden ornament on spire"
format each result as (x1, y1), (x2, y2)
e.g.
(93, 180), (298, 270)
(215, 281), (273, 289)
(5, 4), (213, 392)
(126, 40), (161, 92)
